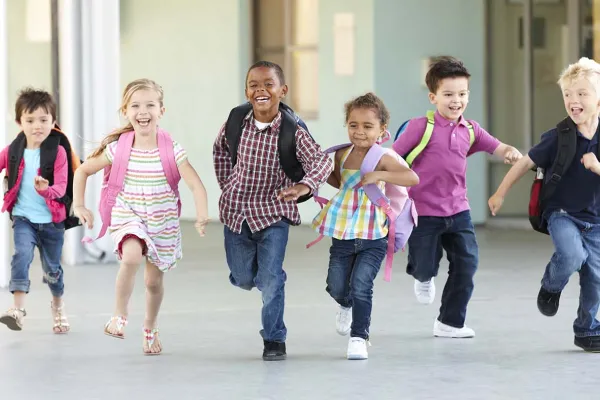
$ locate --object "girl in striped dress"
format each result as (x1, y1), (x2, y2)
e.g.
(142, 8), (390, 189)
(312, 93), (419, 360)
(73, 79), (209, 355)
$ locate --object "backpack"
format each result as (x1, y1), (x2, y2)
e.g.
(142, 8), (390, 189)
(307, 136), (418, 282)
(395, 110), (475, 166)
(528, 117), (593, 234)
(224, 102), (312, 203)
(81, 129), (181, 243)
(5, 127), (82, 230)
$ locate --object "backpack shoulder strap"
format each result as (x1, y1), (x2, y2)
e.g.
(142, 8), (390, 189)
(39, 131), (61, 185)
(359, 144), (391, 208)
(465, 120), (475, 146)
(107, 132), (134, 199)
(224, 103), (253, 166)
(157, 130), (181, 195)
(542, 117), (577, 201)
(405, 110), (436, 167)
(278, 108), (305, 183)
(7, 133), (26, 190)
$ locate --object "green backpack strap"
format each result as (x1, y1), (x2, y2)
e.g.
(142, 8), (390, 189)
(405, 110), (475, 166)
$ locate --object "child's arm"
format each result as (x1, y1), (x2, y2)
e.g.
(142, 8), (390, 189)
(178, 159), (209, 236)
(363, 154), (420, 187)
(213, 124), (232, 191)
(36, 146), (68, 199)
(0, 146), (8, 174)
(488, 155), (536, 216)
(279, 129), (334, 201)
(72, 153), (110, 229)
(581, 153), (600, 176)
(468, 121), (522, 164)
(493, 143), (523, 165)
(326, 149), (344, 189)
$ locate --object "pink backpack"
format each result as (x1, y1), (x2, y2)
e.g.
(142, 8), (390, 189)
(82, 129), (181, 243)
(308, 140), (418, 282)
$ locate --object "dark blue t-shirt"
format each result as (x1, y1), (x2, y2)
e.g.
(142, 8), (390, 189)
(528, 124), (600, 223)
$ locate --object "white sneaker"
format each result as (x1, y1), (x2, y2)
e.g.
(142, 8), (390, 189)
(414, 278), (435, 304)
(433, 319), (475, 338)
(347, 337), (369, 360)
(336, 306), (352, 336)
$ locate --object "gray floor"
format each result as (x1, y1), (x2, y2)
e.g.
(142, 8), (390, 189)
(0, 222), (597, 399)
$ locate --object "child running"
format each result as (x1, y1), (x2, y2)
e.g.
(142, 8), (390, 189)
(312, 92), (419, 359)
(72, 78), (209, 355)
(0, 88), (77, 334)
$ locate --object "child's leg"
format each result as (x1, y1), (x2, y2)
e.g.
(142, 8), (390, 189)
(0, 217), (36, 331)
(348, 238), (387, 340)
(143, 260), (164, 355)
(38, 222), (68, 333)
(326, 239), (355, 336)
(224, 222), (258, 290)
(105, 236), (144, 336)
(254, 220), (289, 344)
(438, 211), (478, 329)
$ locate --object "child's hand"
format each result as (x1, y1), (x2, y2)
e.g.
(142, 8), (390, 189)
(195, 217), (209, 237)
(278, 184), (310, 202)
(73, 206), (94, 229)
(582, 152), (600, 174)
(34, 176), (49, 191)
(503, 146), (522, 165)
(361, 172), (381, 186)
(488, 193), (504, 216)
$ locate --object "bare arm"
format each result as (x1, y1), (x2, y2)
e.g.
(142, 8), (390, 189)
(488, 154), (536, 216)
(493, 142), (523, 165)
(178, 159), (209, 236)
(326, 149), (343, 189)
(72, 154), (110, 228)
(363, 154), (419, 187)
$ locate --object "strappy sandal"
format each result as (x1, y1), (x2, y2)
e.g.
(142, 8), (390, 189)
(51, 302), (70, 334)
(143, 328), (161, 355)
(104, 316), (128, 339)
(0, 308), (26, 331)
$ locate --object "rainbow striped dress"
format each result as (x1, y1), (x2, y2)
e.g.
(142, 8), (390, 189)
(312, 146), (388, 240)
(104, 140), (187, 271)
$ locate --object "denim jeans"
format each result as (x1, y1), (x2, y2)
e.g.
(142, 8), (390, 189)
(224, 220), (289, 342)
(326, 237), (387, 340)
(544, 211), (600, 337)
(9, 216), (65, 298)
(406, 210), (478, 328)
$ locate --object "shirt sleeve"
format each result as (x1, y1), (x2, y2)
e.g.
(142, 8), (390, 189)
(467, 120), (501, 155)
(392, 117), (427, 157)
(528, 129), (558, 170)
(213, 122), (232, 191)
(172, 141), (188, 167)
(295, 127), (334, 193)
(104, 141), (117, 165)
(37, 146), (68, 199)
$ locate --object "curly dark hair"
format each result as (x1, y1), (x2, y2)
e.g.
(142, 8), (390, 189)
(425, 56), (471, 93)
(344, 92), (390, 127)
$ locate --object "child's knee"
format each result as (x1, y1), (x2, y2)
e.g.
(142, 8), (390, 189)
(144, 274), (163, 293)
(119, 237), (145, 266)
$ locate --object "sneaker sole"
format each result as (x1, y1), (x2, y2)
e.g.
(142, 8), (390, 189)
(347, 354), (368, 360)
(433, 331), (475, 339)
(263, 354), (287, 361)
(336, 328), (351, 336)
(574, 339), (600, 353)
(0, 315), (22, 331)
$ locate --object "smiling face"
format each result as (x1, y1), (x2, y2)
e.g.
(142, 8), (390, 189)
(245, 66), (288, 122)
(123, 88), (164, 136)
(561, 77), (600, 125)
(18, 106), (55, 149)
(346, 107), (386, 150)
(428, 77), (470, 122)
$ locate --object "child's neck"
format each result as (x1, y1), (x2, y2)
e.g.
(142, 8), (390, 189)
(25, 143), (40, 150)
(577, 115), (599, 139)
(132, 131), (158, 150)
(253, 107), (278, 123)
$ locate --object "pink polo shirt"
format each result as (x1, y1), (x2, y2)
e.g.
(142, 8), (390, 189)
(393, 111), (500, 217)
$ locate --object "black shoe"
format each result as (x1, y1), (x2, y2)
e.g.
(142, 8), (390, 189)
(537, 287), (561, 317)
(574, 336), (600, 352)
(262, 340), (287, 361)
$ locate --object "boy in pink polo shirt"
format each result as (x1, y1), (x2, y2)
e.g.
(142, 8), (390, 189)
(393, 56), (522, 338)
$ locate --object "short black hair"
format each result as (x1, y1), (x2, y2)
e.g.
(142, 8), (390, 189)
(14, 88), (57, 123)
(425, 56), (471, 93)
(246, 60), (286, 86)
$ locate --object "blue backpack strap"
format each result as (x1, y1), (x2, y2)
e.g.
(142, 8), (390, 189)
(394, 120), (411, 141)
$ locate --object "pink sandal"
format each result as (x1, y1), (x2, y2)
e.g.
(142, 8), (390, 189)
(104, 316), (127, 339)
(143, 328), (161, 355)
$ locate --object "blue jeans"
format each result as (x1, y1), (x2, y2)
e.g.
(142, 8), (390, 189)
(406, 210), (478, 328)
(224, 220), (289, 342)
(9, 216), (65, 297)
(544, 211), (600, 337)
(326, 237), (387, 340)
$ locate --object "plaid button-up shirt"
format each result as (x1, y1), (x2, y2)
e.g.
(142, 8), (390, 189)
(213, 111), (333, 233)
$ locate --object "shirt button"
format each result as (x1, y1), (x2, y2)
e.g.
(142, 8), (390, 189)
(450, 123), (454, 126)
(452, 134), (456, 137)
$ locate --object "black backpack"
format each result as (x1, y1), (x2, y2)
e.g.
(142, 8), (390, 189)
(224, 102), (312, 203)
(528, 117), (599, 234)
(5, 128), (82, 230)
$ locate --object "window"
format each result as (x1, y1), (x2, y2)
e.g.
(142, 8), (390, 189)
(252, 0), (319, 119)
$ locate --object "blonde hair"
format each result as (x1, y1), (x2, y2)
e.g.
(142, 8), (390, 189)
(88, 78), (164, 159)
(557, 57), (600, 94)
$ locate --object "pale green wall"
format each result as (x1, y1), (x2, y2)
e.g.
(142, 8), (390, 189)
(374, 0), (489, 224)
